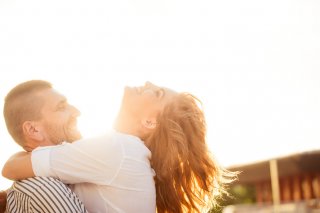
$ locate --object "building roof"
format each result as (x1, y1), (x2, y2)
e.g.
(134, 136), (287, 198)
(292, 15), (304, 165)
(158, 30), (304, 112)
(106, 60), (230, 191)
(227, 150), (320, 184)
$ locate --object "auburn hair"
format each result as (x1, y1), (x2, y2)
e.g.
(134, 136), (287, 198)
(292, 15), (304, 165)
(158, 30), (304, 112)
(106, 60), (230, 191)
(145, 93), (236, 213)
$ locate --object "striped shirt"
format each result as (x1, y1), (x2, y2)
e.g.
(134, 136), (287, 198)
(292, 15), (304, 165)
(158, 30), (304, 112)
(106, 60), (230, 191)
(6, 177), (88, 213)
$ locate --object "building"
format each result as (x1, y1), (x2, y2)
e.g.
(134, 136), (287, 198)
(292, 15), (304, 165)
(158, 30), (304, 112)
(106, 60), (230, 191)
(223, 150), (320, 213)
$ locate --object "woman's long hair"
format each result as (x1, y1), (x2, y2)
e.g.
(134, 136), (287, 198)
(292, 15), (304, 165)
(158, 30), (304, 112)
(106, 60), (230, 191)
(145, 93), (236, 213)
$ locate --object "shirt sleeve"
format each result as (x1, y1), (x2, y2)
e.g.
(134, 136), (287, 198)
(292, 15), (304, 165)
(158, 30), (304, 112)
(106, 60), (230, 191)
(31, 146), (56, 177)
(31, 134), (124, 185)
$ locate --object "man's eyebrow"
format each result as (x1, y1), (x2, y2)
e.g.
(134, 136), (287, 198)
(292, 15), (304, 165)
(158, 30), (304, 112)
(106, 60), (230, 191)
(55, 98), (67, 109)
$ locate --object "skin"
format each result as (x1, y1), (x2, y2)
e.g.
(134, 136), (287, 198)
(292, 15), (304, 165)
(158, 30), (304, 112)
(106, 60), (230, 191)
(2, 87), (82, 179)
(22, 88), (81, 151)
(2, 81), (176, 180)
(114, 81), (176, 139)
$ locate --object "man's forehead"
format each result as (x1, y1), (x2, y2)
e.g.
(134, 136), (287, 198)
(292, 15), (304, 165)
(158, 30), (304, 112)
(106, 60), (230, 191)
(51, 89), (66, 99)
(39, 88), (67, 106)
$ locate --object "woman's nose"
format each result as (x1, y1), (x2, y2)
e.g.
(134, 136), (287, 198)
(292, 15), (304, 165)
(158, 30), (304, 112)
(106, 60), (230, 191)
(145, 81), (156, 88)
(145, 81), (152, 87)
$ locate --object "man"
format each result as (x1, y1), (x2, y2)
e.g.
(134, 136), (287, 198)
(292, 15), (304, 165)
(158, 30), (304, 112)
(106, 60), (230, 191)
(1, 80), (87, 212)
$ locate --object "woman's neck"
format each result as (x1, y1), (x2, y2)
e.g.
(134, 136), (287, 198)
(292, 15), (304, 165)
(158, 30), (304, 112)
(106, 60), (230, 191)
(113, 113), (143, 139)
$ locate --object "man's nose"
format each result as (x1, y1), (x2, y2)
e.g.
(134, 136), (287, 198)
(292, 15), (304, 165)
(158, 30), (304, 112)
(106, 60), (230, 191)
(70, 105), (81, 117)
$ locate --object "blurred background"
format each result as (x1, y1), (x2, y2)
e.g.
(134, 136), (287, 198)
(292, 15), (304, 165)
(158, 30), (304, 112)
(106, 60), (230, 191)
(0, 0), (320, 212)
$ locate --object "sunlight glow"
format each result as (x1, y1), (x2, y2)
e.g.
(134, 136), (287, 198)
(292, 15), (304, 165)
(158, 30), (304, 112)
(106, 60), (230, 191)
(0, 0), (320, 189)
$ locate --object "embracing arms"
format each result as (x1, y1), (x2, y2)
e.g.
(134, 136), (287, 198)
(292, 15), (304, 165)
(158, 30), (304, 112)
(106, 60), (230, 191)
(2, 135), (123, 184)
(2, 151), (35, 180)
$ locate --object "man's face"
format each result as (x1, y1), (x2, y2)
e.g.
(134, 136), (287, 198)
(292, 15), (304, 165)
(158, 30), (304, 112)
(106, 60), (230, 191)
(37, 88), (82, 145)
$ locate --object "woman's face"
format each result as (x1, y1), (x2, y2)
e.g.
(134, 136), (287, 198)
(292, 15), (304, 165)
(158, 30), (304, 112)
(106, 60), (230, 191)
(121, 81), (177, 120)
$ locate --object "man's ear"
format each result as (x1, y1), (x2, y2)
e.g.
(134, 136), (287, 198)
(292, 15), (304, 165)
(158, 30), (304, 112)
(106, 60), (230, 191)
(22, 121), (44, 141)
(141, 118), (157, 129)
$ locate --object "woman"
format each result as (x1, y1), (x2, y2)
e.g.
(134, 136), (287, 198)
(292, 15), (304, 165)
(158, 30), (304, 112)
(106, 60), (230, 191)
(3, 82), (235, 213)
(143, 85), (234, 213)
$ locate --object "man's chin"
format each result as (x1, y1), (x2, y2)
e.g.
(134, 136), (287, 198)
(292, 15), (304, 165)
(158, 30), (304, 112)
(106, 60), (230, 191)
(66, 130), (82, 142)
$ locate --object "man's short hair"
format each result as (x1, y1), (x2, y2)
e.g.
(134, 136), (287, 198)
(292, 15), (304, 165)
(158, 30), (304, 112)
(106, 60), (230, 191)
(3, 80), (52, 146)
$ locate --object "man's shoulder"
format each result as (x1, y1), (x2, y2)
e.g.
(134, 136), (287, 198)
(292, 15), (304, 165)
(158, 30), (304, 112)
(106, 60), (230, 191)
(10, 177), (66, 196)
(7, 177), (88, 213)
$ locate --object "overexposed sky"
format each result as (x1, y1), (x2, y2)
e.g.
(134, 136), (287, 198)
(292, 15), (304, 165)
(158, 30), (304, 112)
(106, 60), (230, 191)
(0, 0), (320, 188)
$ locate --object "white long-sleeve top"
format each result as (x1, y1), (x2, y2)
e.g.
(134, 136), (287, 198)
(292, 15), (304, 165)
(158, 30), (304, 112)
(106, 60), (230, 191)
(31, 130), (156, 213)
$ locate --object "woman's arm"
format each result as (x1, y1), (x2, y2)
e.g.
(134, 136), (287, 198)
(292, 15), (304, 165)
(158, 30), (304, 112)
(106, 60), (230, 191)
(2, 151), (34, 180)
(3, 134), (123, 184)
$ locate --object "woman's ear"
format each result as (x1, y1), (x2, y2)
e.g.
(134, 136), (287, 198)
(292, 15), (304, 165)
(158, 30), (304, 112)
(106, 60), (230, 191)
(22, 121), (44, 141)
(141, 118), (157, 129)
